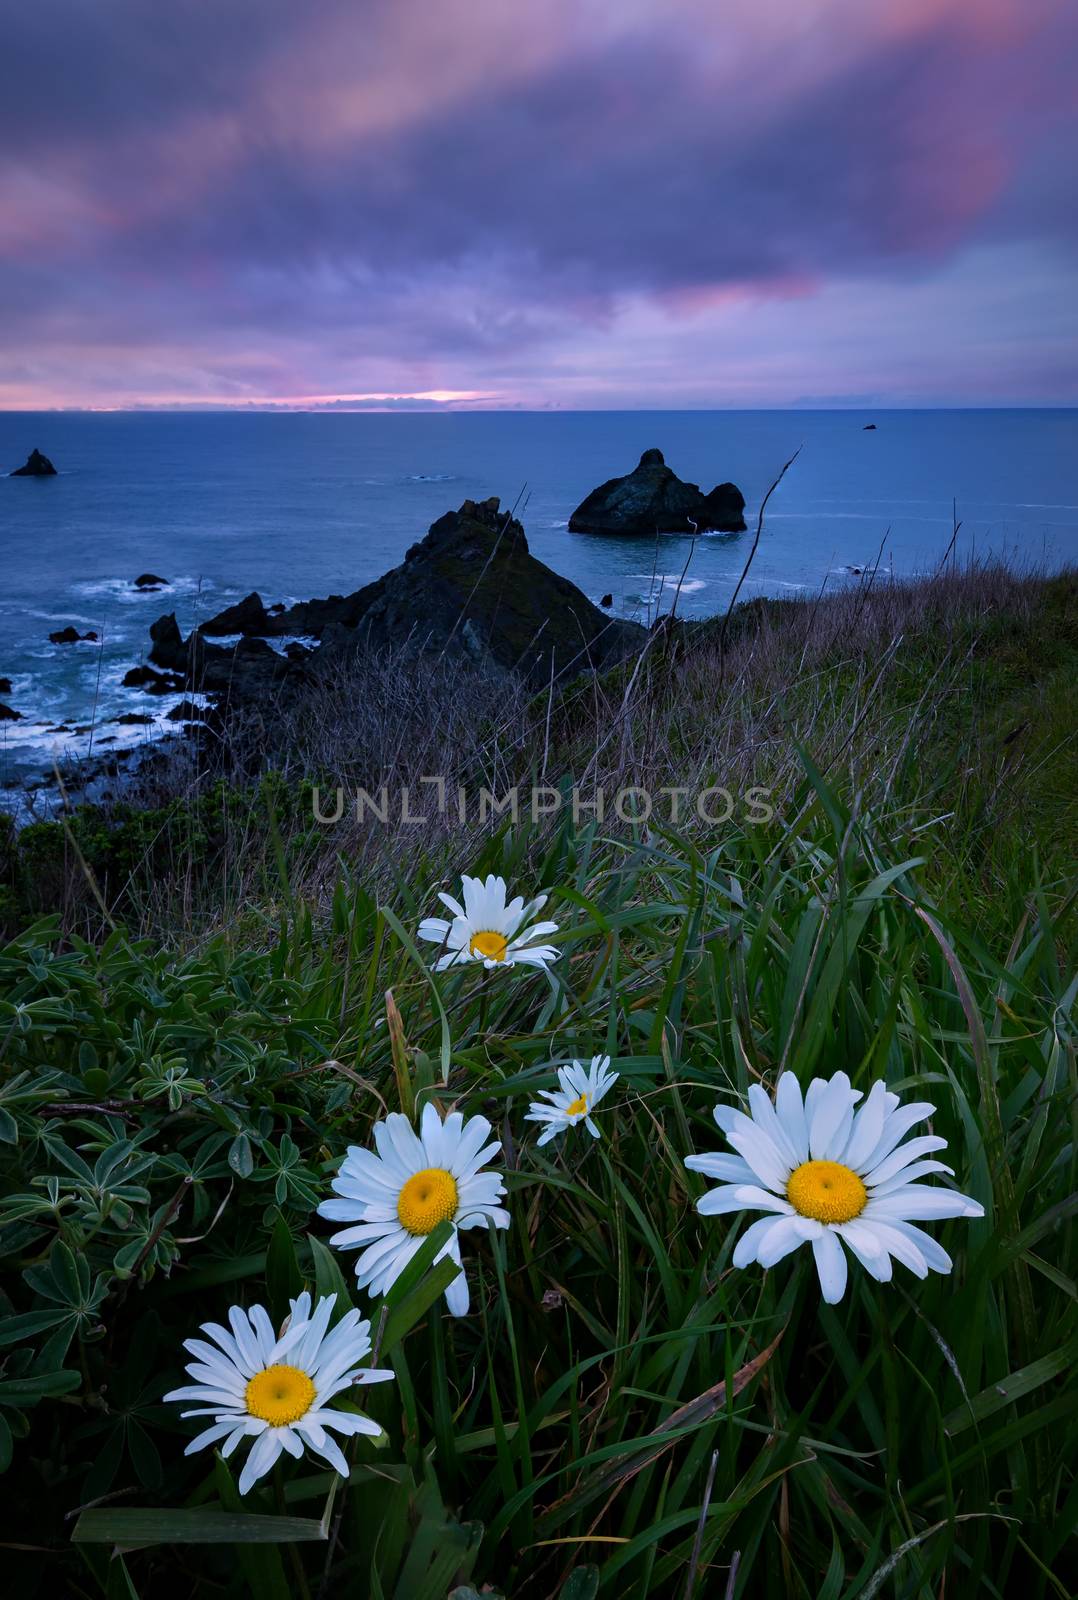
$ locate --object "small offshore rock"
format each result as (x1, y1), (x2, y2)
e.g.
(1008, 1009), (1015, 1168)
(134, 573), (168, 588)
(0, 702), (22, 722)
(122, 664), (185, 694)
(600, 593), (613, 608)
(0, 676), (11, 694)
(49, 626), (98, 644)
(10, 447), (57, 477)
(114, 712), (154, 726)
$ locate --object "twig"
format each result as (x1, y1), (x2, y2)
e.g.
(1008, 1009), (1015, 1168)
(934, 497), (962, 575)
(717, 448), (802, 682)
(684, 1447), (720, 1600)
(39, 1100), (135, 1120)
(667, 522), (699, 623)
(131, 1174), (193, 1277)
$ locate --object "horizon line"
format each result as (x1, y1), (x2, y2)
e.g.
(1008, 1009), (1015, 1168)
(2, 403), (1077, 416)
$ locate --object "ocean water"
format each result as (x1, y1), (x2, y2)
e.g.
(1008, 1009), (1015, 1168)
(2, 408), (1076, 795)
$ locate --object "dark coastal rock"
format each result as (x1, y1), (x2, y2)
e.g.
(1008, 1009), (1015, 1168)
(134, 573), (168, 589)
(0, 677), (11, 694)
(148, 607), (289, 700)
(49, 627), (98, 644)
(600, 593), (613, 608)
(142, 496), (645, 706)
(199, 591), (272, 636)
(115, 712), (154, 726)
(192, 586), (371, 643)
(165, 700), (210, 723)
(1, 703), (23, 721)
(148, 614), (187, 672)
(123, 664), (185, 694)
(10, 448), (57, 477)
(323, 496), (645, 686)
(863, 423), (877, 431)
(569, 448), (746, 536)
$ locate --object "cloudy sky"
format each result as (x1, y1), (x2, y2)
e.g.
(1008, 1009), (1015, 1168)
(1, 0), (1075, 409)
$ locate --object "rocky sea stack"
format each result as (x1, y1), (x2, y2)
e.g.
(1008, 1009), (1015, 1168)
(145, 496), (645, 705)
(10, 448), (57, 477)
(569, 448), (745, 535)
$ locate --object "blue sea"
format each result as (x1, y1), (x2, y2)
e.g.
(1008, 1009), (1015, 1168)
(2, 409), (1076, 795)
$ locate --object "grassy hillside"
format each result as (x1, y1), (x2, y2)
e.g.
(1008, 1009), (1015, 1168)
(0, 563), (1074, 1598)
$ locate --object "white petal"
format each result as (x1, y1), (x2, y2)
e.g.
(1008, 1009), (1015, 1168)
(450, 1115), (498, 1177)
(383, 1113), (426, 1173)
(726, 1124), (790, 1193)
(756, 1214), (818, 1267)
(444, 1238), (469, 1316)
(774, 1073), (809, 1163)
(684, 1152), (756, 1184)
(811, 1230), (848, 1303)
(419, 1102), (447, 1168)
(238, 1430), (282, 1495)
(860, 1102), (936, 1172)
(747, 1084), (801, 1169)
(865, 1135), (949, 1188)
(841, 1080), (890, 1170)
(308, 1431), (350, 1479)
(731, 1215), (781, 1268)
(697, 1184), (753, 1216)
(731, 1185), (795, 1216)
(866, 1187), (983, 1222)
(334, 1145), (398, 1195)
(836, 1221), (893, 1282)
(878, 1218), (951, 1274)
(184, 1420), (238, 1456)
(869, 1160), (954, 1197)
(712, 1103), (739, 1134)
(808, 1073), (855, 1161)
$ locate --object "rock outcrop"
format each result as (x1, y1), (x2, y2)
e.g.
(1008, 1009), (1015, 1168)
(122, 664), (184, 694)
(10, 448), (57, 477)
(144, 496), (645, 705)
(49, 627), (98, 644)
(134, 573), (168, 589)
(569, 448), (745, 536)
(0, 703), (22, 722)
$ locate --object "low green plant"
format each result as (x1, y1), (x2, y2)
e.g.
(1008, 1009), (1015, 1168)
(0, 756), (1074, 1597)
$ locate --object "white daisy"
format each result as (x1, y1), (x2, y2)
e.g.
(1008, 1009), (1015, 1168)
(317, 1102), (510, 1316)
(164, 1291), (394, 1494)
(417, 873), (559, 971)
(685, 1071), (984, 1304)
(524, 1055), (619, 1146)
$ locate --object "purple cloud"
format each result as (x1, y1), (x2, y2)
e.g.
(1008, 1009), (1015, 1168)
(1, 0), (1075, 406)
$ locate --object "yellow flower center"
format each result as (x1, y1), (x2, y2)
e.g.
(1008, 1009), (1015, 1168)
(786, 1160), (867, 1224)
(397, 1167), (459, 1235)
(566, 1093), (588, 1116)
(470, 929), (509, 962)
(245, 1364), (316, 1426)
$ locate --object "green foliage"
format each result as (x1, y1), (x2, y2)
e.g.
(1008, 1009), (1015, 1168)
(0, 779), (1074, 1597)
(0, 773), (329, 935)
